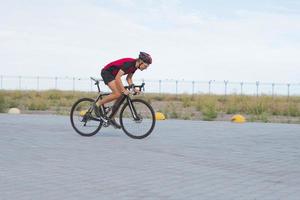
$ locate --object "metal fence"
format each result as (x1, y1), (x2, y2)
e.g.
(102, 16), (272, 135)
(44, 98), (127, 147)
(1, 75), (300, 96)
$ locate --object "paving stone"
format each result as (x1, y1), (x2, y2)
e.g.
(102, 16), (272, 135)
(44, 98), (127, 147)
(0, 114), (300, 200)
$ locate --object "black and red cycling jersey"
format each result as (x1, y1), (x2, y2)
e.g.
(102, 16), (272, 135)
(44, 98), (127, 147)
(102, 58), (137, 77)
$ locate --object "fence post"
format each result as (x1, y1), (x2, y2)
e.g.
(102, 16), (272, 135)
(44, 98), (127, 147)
(159, 80), (162, 94)
(272, 83), (275, 99)
(175, 80), (178, 95)
(37, 76), (40, 91)
(192, 81), (195, 95)
(73, 77), (75, 92)
(287, 83), (290, 100)
(208, 80), (212, 95)
(224, 80), (228, 96)
(55, 77), (58, 89)
(240, 82), (243, 95)
(256, 81), (259, 97)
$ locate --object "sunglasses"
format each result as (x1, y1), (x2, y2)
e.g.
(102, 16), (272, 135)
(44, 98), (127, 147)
(143, 62), (149, 68)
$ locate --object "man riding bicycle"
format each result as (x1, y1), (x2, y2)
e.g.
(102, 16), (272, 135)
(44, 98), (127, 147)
(94, 52), (152, 129)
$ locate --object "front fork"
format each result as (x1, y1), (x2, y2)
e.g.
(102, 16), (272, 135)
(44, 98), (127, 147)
(126, 97), (140, 120)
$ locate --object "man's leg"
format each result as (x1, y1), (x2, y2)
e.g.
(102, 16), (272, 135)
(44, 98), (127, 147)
(94, 80), (122, 128)
(96, 80), (122, 107)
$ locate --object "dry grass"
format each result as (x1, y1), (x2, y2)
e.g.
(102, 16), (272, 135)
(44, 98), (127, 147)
(0, 90), (299, 123)
(143, 93), (300, 122)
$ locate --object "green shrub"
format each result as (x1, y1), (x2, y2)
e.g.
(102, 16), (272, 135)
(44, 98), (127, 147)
(48, 91), (61, 100)
(288, 103), (300, 117)
(9, 100), (19, 108)
(182, 96), (192, 108)
(250, 101), (267, 115)
(226, 104), (238, 114)
(28, 101), (48, 110)
(11, 91), (22, 100)
(195, 102), (203, 111)
(258, 112), (270, 123)
(0, 94), (6, 113)
(152, 95), (164, 101)
(183, 114), (191, 120)
(166, 103), (180, 119)
(202, 103), (218, 121)
(217, 96), (227, 103)
(65, 93), (75, 100)
(250, 113), (270, 123)
(169, 111), (179, 119)
(58, 98), (71, 107)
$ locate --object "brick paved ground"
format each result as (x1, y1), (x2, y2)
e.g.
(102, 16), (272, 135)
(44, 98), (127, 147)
(0, 114), (300, 200)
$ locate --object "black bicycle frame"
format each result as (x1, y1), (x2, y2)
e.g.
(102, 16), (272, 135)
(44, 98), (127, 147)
(90, 77), (144, 120)
(108, 95), (139, 120)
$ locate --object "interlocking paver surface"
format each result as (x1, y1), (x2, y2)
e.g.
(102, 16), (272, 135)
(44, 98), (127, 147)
(0, 114), (300, 200)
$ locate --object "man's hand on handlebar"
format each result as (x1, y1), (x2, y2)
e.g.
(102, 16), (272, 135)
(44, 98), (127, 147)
(122, 90), (130, 96)
(123, 83), (145, 96)
(123, 88), (140, 96)
(133, 87), (141, 95)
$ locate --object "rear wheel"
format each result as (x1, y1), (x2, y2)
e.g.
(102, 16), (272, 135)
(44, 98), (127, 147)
(119, 99), (156, 139)
(70, 98), (102, 136)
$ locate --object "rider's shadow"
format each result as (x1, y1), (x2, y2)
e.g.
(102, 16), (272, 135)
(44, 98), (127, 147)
(98, 129), (124, 138)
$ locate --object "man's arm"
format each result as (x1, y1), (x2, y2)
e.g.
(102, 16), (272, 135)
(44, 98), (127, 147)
(126, 73), (134, 86)
(126, 73), (140, 94)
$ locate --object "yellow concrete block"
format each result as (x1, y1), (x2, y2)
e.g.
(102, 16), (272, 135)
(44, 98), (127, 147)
(79, 110), (88, 117)
(155, 112), (166, 120)
(231, 114), (246, 123)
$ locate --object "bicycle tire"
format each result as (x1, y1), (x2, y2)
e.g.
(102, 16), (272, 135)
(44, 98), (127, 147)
(70, 98), (102, 137)
(119, 99), (156, 139)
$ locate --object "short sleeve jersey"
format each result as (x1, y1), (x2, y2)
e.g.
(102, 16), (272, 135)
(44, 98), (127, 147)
(102, 58), (137, 77)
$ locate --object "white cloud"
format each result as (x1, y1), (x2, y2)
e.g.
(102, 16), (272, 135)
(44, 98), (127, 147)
(111, 0), (137, 8)
(0, 0), (300, 83)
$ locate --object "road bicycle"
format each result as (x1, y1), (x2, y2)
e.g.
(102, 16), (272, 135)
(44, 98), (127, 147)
(70, 77), (156, 139)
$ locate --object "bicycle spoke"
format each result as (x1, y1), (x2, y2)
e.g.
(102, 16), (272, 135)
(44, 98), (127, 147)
(120, 99), (155, 139)
(70, 98), (102, 136)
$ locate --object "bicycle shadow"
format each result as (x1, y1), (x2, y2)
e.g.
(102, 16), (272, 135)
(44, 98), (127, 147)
(96, 129), (124, 138)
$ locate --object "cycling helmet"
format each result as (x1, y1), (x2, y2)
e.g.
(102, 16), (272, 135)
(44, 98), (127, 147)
(139, 52), (152, 64)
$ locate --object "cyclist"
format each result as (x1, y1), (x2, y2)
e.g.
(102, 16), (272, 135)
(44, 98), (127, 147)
(94, 52), (152, 128)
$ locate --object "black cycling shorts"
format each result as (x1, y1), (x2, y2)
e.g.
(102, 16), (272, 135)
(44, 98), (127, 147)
(101, 70), (115, 85)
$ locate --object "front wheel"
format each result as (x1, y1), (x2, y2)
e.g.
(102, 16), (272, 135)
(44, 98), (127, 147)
(70, 98), (102, 136)
(119, 99), (156, 139)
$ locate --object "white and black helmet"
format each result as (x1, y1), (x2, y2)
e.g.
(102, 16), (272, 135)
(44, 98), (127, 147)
(139, 52), (152, 64)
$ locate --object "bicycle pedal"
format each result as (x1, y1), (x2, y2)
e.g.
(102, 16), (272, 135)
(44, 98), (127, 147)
(103, 121), (110, 127)
(100, 117), (110, 127)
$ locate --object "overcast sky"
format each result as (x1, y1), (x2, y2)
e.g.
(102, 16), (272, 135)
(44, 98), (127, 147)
(1, 0), (300, 83)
